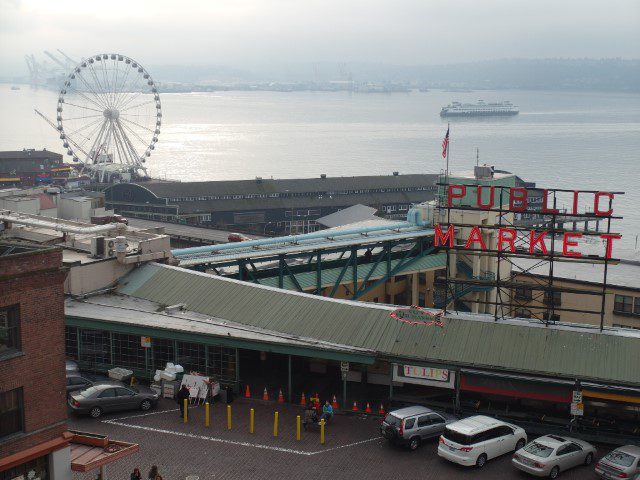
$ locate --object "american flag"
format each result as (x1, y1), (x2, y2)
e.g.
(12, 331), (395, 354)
(441, 127), (449, 158)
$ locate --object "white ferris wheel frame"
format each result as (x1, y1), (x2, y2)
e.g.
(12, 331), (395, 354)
(56, 53), (161, 182)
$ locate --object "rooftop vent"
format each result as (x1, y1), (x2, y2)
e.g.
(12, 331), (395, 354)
(392, 171), (399, 176)
(164, 303), (186, 314)
(255, 177), (262, 183)
(474, 165), (494, 179)
(320, 174), (327, 179)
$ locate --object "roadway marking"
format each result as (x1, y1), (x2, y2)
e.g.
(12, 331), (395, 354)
(102, 409), (381, 456)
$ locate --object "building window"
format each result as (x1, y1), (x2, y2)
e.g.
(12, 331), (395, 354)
(515, 286), (533, 300)
(418, 273), (427, 285)
(515, 308), (532, 319)
(177, 342), (206, 374)
(543, 291), (561, 306)
(614, 294), (633, 314)
(543, 312), (560, 322)
(113, 333), (147, 372)
(635, 297), (640, 314)
(0, 454), (49, 480)
(65, 326), (78, 360)
(152, 338), (174, 371)
(79, 329), (111, 366)
(0, 388), (23, 438)
(207, 346), (237, 382)
(0, 305), (21, 356)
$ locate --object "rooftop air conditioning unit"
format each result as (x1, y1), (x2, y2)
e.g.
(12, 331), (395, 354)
(90, 236), (105, 258)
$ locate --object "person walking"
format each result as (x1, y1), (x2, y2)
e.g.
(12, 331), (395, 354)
(147, 466), (158, 480)
(130, 468), (141, 480)
(177, 384), (190, 418)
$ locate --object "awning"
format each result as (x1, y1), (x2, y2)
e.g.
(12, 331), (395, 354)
(461, 372), (572, 403)
(70, 431), (139, 472)
(582, 389), (640, 405)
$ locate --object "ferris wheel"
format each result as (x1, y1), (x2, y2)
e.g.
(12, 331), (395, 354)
(56, 53), (161, 182)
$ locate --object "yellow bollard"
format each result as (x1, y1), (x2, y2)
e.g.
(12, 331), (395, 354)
(183, 398), (188, 423)
(227, 404), (232, 430)
(273, 411), (279, 437)
(250, 408), (255, 434)
(320, 418), (325, 444)
(205, 402), (210, 427)
(296, 415), (301, 441)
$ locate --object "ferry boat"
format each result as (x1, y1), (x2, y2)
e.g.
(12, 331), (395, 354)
(440, 100), (519, 117)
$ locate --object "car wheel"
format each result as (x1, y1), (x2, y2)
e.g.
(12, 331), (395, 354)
(476, 454), (487, 468)
(549, 466), (560, 479)
(140, 400), (152, 411)
(515, 438), (526, 451)
(584, 453), (593, 466)
(89, 406), (102, 418)
(408, 437), (420, 451)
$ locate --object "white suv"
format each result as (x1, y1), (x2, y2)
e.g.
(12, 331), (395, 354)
(438, 415), (527, 468)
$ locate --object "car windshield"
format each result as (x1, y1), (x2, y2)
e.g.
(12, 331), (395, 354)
(604, 451), (637, 467)
(524, 442), (554, 458)
(79, 386), (99, 398)
(442, 427), (472, 446)
(384, 414), (401, 426)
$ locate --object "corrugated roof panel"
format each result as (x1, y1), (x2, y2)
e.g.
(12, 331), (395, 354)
(118, 263), (640, 387)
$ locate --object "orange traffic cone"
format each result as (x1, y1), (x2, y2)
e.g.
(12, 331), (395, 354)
(300, 392), (306, 406)
(378, 404), (385, 415)
(351, 401), (358, 411)
(262, 387), (269, 401)
(245, 385), (251, 398)
(278, 389), (285, 403)
(365, 402), (372, 413)
(331, 395), (339, 409)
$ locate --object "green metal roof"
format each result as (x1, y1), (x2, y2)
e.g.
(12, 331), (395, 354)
(119, 263), (640, 387)
(257, 253), (446, 290)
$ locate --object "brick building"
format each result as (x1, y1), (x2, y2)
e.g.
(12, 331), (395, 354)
(0, 243), (70, 479)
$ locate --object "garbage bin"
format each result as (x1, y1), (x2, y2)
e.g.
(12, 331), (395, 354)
(225, 385), (234, 404)
(218, 387), (227, 404)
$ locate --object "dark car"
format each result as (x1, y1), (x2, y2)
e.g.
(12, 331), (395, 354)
(65, 372), (111, 392)
(68, 383), (159, 418)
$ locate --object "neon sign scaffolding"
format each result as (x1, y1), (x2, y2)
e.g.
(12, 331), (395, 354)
(436, 179), (624, 330)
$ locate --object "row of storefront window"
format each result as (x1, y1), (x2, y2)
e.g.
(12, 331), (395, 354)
(65, 327), (237, 382)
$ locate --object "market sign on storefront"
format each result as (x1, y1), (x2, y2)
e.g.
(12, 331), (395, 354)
(403, 365), (450, 382)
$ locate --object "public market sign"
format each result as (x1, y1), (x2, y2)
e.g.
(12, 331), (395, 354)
(436, 185), (621, 259)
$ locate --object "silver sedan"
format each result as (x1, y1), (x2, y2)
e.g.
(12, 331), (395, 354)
(68, 382), (159, 418)
(512, 434), (596, 479)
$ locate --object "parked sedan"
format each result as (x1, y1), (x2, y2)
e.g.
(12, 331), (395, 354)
(595, 445), (640, 479)
(512, 434), (596, 479)
(66, 373), (110, 392)
(68, 383), (159, 418)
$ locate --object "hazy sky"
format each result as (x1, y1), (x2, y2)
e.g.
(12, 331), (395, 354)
(1, 0), (638, 75)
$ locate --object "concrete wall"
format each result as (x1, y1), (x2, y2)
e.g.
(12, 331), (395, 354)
(64, 258), (135, 295)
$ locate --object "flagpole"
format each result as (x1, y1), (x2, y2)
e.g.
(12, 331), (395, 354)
(445, 122), (450, 179)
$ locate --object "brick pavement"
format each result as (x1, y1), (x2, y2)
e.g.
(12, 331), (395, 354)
(68, 398), (606, 480)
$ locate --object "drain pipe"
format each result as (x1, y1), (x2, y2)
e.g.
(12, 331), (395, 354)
(0, 210), (126, 235)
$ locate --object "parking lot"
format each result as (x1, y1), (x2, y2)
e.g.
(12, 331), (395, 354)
(68, 398), (610, 480)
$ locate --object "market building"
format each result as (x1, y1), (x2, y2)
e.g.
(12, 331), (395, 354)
(102, 174), (440, 234)
(64, 262), (640, 444)
(0, 150), (69, 186)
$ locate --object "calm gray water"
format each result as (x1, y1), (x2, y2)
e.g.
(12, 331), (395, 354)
(1, 84), (639, 257)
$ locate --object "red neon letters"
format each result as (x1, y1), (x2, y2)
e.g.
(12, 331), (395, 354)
(434, 224), (620, 259)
